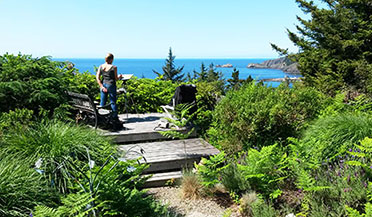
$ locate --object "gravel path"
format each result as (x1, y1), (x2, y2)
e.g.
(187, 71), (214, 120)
(147, 187), (240, 217)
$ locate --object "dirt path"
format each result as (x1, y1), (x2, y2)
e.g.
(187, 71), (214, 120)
(147, 186), (241, 217)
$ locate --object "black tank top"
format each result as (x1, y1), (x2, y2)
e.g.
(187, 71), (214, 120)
(99, 65), (116, 85)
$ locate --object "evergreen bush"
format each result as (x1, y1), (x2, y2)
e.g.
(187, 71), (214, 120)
(0, 54), (70, 115)
(209, 82), (328, 153)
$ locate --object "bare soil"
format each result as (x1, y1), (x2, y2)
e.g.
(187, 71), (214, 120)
(147, 186), (241, 217)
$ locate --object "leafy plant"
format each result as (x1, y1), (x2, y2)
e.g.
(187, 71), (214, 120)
(33, 193), (101, 217)
(158, 103), (196, 140)
(195, 152), (229, 188)
(236, 144), (287, 197)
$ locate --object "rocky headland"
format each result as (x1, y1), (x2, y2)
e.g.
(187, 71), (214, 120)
(247, 57), (300, 74)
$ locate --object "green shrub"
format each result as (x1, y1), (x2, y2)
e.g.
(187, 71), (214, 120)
(0, 54), (70, 115)
(64, 69), (99, 100)
(209, 82), (328, 153)
(194, 81), (224, 135)
(118, 77), (178, 113)
(0, 108), (34, 136)
(296, 113), (372, 164)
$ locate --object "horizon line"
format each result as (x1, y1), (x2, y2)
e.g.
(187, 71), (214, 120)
(53, 56), (279, 60)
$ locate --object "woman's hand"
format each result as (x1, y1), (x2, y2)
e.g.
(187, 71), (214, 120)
(101, 87), (108, 93)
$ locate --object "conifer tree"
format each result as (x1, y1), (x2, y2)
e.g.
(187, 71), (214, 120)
(153, 47), (184, 82)
(273, 0), (372, 95)
(193, 62), (208, 81)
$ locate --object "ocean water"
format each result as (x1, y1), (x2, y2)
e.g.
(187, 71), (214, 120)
(54, 58), (300, 87)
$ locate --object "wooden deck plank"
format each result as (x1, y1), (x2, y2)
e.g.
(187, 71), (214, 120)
(143, 171), (183, 188)
(118, 138), (219, 163)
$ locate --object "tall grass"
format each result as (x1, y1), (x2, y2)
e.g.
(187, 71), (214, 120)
(0, 154), (58, 217)
(1, 120), (114, 193)
(1, 120), (113, 160)
(297, 113), (372, 163)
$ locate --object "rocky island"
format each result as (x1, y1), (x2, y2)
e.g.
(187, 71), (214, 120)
(216, 63), (233, 68)
(247, 57), (300, 74)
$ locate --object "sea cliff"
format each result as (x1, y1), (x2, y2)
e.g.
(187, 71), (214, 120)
(247, 57), (300, 74)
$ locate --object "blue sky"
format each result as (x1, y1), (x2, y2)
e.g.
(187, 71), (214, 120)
(0, 0), (305, 58)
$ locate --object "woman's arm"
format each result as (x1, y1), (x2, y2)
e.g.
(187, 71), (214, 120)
(114, 66), (122, 80)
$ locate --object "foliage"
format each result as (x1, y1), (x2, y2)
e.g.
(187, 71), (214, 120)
(33, 193), (100, 217)
(296, 113), (372, 164)
(153, 47), (184, 82)
(236, 145), (287, 197)
(319, 92), (372, 117)
(285, 137), (372, 216)
(209, 82), (328, 153)
(118, 77), (178, 113)
(226, 68), (253, 91)
(249, 194), (278, 217)
(345, 137), (372, 216)
(1, 120), (114, 193)
(0, 54), (71, 115)
(195, 152), (229, 188)
(0, 108), (34, 136)
(220, 162), (251, 195)
(63, 67), (99, 99)
(273, 0), (372, 95)
(193, 81), (224, 135)
(0, 154), (58, 217)
(306, 160), (367, 216)
(158, 103), (196, 140)
(93, 159), (168, 216)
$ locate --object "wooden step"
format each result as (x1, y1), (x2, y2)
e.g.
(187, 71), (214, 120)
(143, 171), (183, 188)
(118, 138), (219, 173)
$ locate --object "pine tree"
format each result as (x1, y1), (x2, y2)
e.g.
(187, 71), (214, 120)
(153, 47), (184, 82)
(194, 62), (208, 81)
(273, 0), (372, 95)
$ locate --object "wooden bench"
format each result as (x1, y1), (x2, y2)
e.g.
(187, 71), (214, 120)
(67, 91), (112, 129)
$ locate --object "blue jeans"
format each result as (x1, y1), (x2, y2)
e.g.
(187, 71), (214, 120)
(100, 83), (118, 118)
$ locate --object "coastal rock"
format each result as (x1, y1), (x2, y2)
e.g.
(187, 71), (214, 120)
(216, 63), (233, 68)
(247, 57), (300, 74)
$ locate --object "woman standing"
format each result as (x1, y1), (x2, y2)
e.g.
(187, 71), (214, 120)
(96, 53), (122, 118)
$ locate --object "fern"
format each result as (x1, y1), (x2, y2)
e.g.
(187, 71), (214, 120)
(236, 144), (287, 196)
(195, 152), (229, 188)
(344, 138), (372, 216)
(33, 193), (100, 217)
(159, 103), (196, 140)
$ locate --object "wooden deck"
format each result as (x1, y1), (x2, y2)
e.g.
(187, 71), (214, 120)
(104, 113), (195, 143)
(102, 113), (219, 187)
